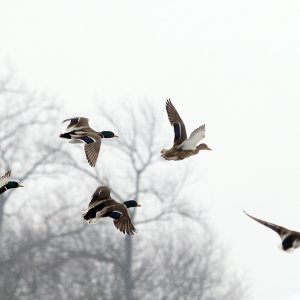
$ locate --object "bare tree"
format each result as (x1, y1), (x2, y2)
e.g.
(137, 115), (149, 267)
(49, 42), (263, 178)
(0, 72), (85, 298)
(0, 73), (61, 232)
(57, 102), (246, 300)
(0, 74), (246, 300)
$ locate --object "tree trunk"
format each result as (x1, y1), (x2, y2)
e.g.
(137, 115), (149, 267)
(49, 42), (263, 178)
(123, 234), (134, 300)
(123, 170), (140, 300)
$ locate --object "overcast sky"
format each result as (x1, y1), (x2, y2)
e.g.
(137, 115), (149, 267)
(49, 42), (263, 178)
(1, 0), (300, 299)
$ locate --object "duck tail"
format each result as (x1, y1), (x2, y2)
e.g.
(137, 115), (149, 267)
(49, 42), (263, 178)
(81, 209), (88, 220)
(81, 209), (99, 224)
(59, 132), (71, 139)
(81, 209), (94, 221)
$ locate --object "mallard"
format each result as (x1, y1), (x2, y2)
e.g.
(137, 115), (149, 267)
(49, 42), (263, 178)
(82, 186), (141, 235)
(0, 170), (23, 195)
(60, 117), (119, 167)
(244, 210), (300, 251)
(161, 99), (211, 161)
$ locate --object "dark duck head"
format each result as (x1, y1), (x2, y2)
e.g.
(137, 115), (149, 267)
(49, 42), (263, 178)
(0, 181), (24, 194)
(100, 131), (119, 138)
(124, 200), (141, 208)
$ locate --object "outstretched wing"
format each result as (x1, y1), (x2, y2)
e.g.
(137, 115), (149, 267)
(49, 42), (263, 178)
(62, 117), (90, 132)
(88, 186), (111, 208)
(0, 170), (11, 188)
(180, 124), (206, 150)
(112, 214), (137, 235)
(85, 143), (101, 167)
(243, 210), (290, 238)
(105, 202), (137, 235)
(76, 132), (101, 167)
(165, 99), (187, 146)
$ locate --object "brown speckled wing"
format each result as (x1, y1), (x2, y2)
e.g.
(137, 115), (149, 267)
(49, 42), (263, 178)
(88, 186), (111, 208)
(83, 133), (101, 167)
(63, 117), (90, 131)
(113, 215), (137, 235)
(92, 186), (111, 200)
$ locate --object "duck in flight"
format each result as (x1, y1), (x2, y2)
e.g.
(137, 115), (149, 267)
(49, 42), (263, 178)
(60, 117), (119, 167)
(161, 99), (211, 161)
(243, 210), (300, 251)
(0, 170), (23, 195)
(82, 186), (141, 235)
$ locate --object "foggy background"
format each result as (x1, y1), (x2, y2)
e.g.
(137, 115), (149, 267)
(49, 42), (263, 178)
(1, 0), (300, 299)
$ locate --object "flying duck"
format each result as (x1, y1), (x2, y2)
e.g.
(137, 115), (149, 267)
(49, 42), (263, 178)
(60, 117), (119, 167)
(244, 210), (300, 251)
(82, 186), (141, 235)
(0, 170), (23, 195)
(161, 99), (211, 161)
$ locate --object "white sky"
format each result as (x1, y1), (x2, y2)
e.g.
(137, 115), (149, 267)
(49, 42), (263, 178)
(1, 0), (300, 299)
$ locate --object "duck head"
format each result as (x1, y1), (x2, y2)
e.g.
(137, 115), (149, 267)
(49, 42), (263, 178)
(124, 200), (141, 208)
(197, 143), (212, 151)
(101, 131), (119, 138)
(7, 181), (24, 189)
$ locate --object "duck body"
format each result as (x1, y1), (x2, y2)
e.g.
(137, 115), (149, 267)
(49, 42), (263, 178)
(60, 129), (102, 144)
(161, 148), (197, 161)
(161, 143), (210, 161)
(82, 186), (141, 235)
(161, 99), (211, 161)
(60, 117), (118, 167)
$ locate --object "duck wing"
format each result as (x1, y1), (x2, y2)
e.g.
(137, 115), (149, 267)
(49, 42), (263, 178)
(63, 117), (90, 132)
(180, 124), (206, 150)
(165, 99), (187, 146)
(0, 170), (11, 188)
(243, 210), (290, 238)
(88, 186), (111, 208)
(113, 214), (137, 235)
(75, 132), (101, 167)
(104, 202), (137, 235)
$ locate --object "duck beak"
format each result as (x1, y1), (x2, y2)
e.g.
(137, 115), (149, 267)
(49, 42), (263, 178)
(114, 134), (119, 138)
(207, 147), (212, 151)
(18, 184), (24, 187)
(136, 204), (141, 207)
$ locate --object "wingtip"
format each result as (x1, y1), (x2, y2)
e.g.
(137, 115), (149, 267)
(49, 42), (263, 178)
(242, 209), (249, 216)
(85, 153), (96, 167)
(3, 170), (12, 178)
(243, 210), (256, 220)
